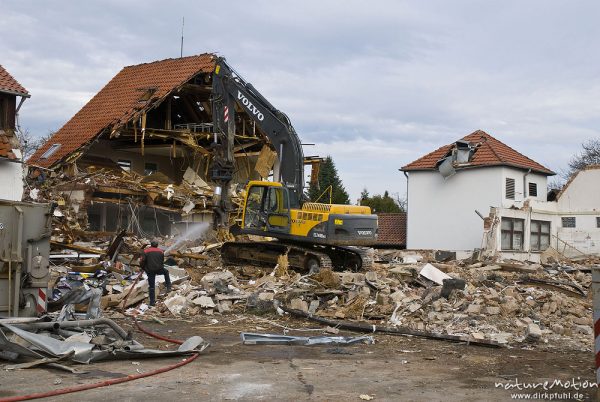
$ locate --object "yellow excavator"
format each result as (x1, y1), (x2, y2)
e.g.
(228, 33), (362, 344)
(210, 57), (378, 271)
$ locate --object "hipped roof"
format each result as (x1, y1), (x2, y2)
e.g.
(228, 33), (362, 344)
(0, 65), (29, 97)
(29, 54), (216, 167)
(401, 130), (554, 175)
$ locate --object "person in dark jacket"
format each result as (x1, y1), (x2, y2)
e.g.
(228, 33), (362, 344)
(140, 240), (172, 306)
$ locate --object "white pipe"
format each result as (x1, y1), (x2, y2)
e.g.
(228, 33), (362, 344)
(7, 260), (11, 317)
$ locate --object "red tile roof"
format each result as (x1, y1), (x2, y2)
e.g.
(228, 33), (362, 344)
(376, 213), (406, 246)
(0, 132), (18, 160)
(29, 54), (216, 167)
(0, 65), (29, 97)
(401, 130), (554, 175)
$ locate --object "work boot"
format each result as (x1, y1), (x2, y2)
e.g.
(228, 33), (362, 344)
(164, 270), (172, 291)
(149, 287), (156, 306)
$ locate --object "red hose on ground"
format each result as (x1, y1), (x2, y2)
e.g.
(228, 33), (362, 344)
(0, 353), (199, 402)
(0, 316), (198, 402)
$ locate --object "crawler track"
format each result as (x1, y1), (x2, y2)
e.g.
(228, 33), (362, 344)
(221, 241), (372, 271)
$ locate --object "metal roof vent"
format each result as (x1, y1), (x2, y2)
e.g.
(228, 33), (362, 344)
(435, 140), (476, 178)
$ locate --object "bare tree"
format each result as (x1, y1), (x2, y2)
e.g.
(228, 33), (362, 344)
(16, 129), (55, 160)
(568, 138), (600, 174)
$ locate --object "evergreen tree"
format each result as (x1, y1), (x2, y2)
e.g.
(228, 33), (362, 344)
(307, 156), (350, 204)
(360, 188), (369, 201)
(360, 189), (404, 213)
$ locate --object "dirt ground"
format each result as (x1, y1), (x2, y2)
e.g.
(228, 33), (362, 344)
(0, 314), (596, 401)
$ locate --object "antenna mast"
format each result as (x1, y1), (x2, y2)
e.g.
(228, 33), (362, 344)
(180, 17), (185, 58)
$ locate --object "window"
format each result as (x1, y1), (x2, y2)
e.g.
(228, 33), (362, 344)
(40, 144), (61, 160)
(117, 160), (131, 172)
(501, 217), (524, 250)
(144, 162), (158, 175)
(562, 217), (576, 228)
(244, 186), (265, 228)
(0, 98), (5, 129)
(137, 87), (157, 102)
(265, 187), (279, 213)
(530, 220), (550, 251)
(597, 217), (600, 228)
(528, 182), (537, 197)
(505, 178), (515, 199)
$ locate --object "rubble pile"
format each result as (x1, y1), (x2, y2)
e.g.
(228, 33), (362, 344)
(24, 162), (244, 233)
(45, 233), (595, 351)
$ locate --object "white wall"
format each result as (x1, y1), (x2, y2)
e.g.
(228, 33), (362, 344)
(0, 160), (24, 201)
(484, 179), (600, 260)
(557, 168), (600, 211)
(500, 167), (548, 208)
(407, 167), (504, 250)
(407, 166), (550, 251)
(484, 207), (559, 262)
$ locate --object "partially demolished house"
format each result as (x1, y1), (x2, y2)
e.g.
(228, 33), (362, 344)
(28, 54), (279, 236)
(401, 130), (555, 253)
(482, 165), (600, 261)
(0, 65), (30, 201)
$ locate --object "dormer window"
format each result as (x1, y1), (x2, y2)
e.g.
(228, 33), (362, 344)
(137, 87), (157, 102)
(40, 143), (61, 160)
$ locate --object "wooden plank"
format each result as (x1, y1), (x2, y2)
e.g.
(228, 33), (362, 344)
(96, 185), (146, 196)
(50, 241), (105, 255)
(254, 145), (277, 179)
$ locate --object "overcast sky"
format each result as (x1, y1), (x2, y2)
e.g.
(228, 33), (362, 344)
(2, 1), (599, 201)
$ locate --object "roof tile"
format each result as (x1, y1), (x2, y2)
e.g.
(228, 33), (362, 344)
(0, 65), (29, 96)
(29, 54), (216, 167)
(376, 213), (406, 246)
(401, 130), (554, 175)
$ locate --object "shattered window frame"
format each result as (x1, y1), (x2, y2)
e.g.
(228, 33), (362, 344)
(118, 159), (132, 172)
(561, 217), (576, 228)
(505, 178), (515, 200)
(530, 220), (550, 251)
(501, 217), (524, 251)
(528, 182), (537, 197)
(144, 162), (158, 175)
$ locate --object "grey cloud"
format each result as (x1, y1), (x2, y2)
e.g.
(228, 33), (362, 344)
(1, 0), (599, 199)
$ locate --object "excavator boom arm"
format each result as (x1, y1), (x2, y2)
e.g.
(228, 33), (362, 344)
(212, 58), (304, 208)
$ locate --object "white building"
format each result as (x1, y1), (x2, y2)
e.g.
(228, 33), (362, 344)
(400, 130), (554, 252)
(483, 165), (600, 261)
(0, 64), (29, 202)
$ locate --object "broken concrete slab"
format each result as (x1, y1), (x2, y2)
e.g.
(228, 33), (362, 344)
(419, 263), (452, 285)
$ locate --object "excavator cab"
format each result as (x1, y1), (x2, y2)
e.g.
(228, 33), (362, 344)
(242, 182), (291, 234)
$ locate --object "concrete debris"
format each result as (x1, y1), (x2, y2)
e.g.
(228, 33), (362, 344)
(525, 323), (542, 342)
(41, 225), (595, 351)
(419, 263), (452, 285)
